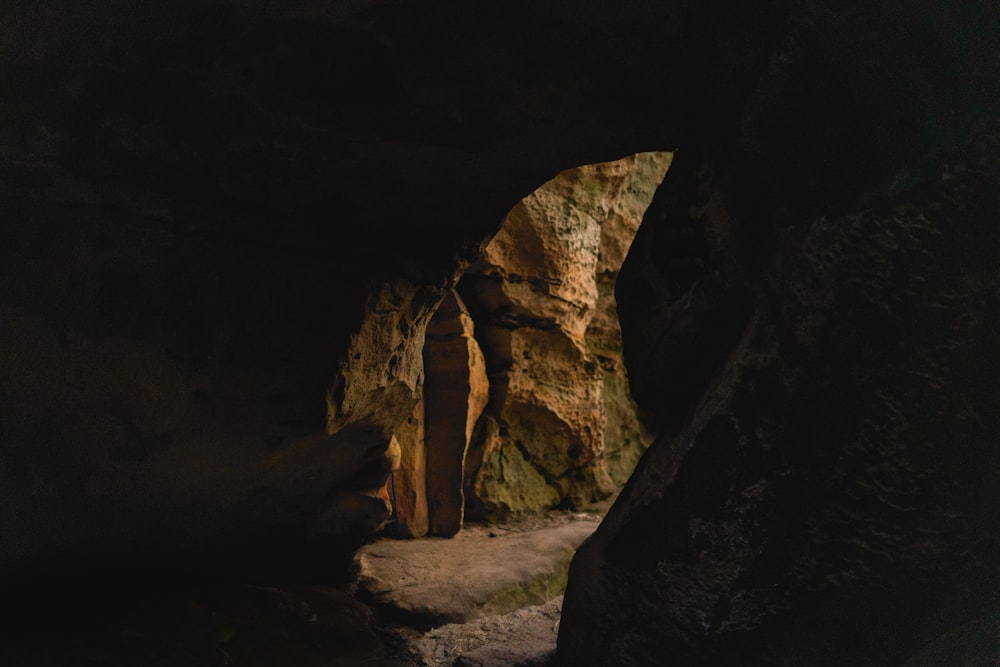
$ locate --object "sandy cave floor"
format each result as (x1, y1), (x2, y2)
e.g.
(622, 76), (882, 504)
(352, 510), (603, 667)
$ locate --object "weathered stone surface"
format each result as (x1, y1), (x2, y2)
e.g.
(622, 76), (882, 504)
(597, 354), (655, 490)
(468, 153), (672, 342)
(423, 290), (490, 536)
(470, 415), (562, 517)
(460, 153), (671, 516)
(388, 409), (429, 539)
(327, 278), (442, 441)
(355, 513), (599, 626)
(558, 116), (1000, 667)
(587, 155), (667, 488)
(412, 596), (563, 667)
(363, 513), (597, 666)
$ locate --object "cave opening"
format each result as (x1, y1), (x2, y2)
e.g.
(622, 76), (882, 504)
(381, 150), (673, 540)
(350, 152), (674, 657)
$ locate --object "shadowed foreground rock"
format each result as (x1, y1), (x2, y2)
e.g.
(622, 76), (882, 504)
(555, 3), (1000, 664)
(0, 583), (401, 667)
(558, 104), (1000, 667)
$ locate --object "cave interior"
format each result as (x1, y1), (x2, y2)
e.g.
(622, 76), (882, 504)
(2, 1), (999, 666)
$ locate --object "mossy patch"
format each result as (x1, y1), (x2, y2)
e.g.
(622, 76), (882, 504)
(478, 564), (570, 618)
(477, 440), (560, 517)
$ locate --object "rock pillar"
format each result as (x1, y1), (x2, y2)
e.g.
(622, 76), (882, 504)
(423, 290), (490, 536)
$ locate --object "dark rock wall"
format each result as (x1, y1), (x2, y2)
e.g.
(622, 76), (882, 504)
(561, 122), (1000, 666)
(559, 2), (1000, 664)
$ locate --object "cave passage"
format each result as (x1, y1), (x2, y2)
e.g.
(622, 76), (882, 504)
(349, 152), (674, 662)
(379, 151), (673, 540)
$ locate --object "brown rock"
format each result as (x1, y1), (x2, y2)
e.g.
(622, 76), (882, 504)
(470, 416), (561, 517)
(388, 408), (429, 539)
(460, 153), (671, 514)
(423, 290), (490, 537)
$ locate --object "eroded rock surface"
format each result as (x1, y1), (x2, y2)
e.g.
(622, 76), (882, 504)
(390, 408), (430, 539)
(387, 153), (670, 531)
(356, 512), (596, 666)
(423, 290), (490, 536)
(460, 152), (672, 517)
(355, 513), (599, 627)
(406, 596), (563, 667)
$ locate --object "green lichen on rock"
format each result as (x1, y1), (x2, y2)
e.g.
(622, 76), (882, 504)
(601, 363), (654, 488)
(479, 563), (571, 618)
(462, 153), (672, 517)
(475, 441), (560, 519)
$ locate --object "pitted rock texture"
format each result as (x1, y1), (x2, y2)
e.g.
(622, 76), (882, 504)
(459, 152), (671, 517)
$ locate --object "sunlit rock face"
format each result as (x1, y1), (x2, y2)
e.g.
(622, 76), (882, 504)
(459, 152), (672, 517)
(388, 153), (670, 527)
(422, 290), (490, 537)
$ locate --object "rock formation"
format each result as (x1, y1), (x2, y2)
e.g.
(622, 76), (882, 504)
(557, 5), (1000, 665)
(560, 126), (1000, 665)
(459, 152), (672, 517)
(1, 1), (998, 665)
(389, 153), (670, 530)
(422, 290), (490, 537)
(388, 408), (429, 538)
